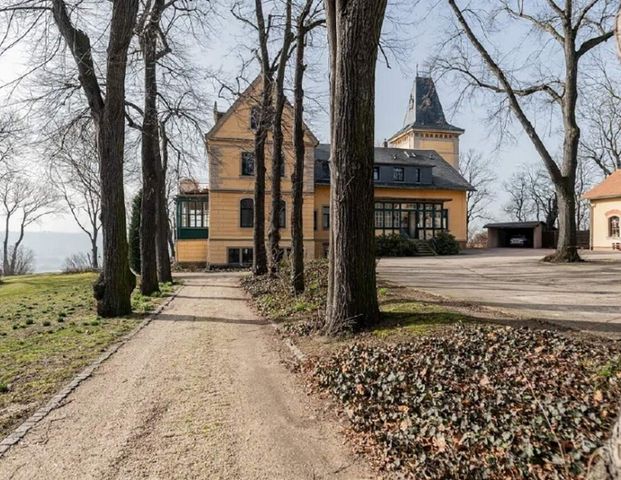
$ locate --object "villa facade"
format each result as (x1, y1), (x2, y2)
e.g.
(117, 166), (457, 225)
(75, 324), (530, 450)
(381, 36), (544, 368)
(175, 76), (473, 267)
(584, 169), (621, 251)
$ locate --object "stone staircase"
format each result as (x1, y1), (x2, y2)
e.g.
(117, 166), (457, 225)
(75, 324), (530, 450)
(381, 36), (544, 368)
(411, 239), (437, 256)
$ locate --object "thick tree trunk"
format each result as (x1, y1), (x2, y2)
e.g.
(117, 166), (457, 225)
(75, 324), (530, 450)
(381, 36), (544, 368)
(92, 0), (139, 316)
(545, 179), (581, 262)
(138, 21), (161, 296)
(290, 24), (306, 294)
(252, 77), (272, 276)
(323, 0), (386, 334)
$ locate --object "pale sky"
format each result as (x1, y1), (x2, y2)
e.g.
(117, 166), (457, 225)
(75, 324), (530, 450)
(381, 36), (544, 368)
(0, 1), (617, 235)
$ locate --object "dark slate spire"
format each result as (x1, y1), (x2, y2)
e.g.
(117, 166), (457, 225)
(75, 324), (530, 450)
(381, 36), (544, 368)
(403, 76), (463, 132)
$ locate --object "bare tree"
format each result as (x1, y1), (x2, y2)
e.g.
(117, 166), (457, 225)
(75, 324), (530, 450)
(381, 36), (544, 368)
(135, 0), (168, 295)
(323, 0), (387, 334)
(48, 120), (101, 270)
(459, 149), (495, 236)
(0, 171), (57, 276)
(249, 0), (276, 276)
(268, 0), (293, 275)
(443, 0), (616, 263)
(580, 64), (621, 176)
(290, 0), (324, 294)
(504, 164), (558, 227)
(0, 0), (139, 315)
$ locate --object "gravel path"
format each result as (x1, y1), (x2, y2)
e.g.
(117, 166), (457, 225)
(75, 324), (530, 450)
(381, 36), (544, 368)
(0, 272), (371, 480)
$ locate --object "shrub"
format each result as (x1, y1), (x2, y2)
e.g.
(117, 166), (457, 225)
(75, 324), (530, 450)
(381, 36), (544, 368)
(63, 253), (97, 273)
(429, 231), (460, 255)
(375, 234), (417, 257)
(0, 383), (8, 393)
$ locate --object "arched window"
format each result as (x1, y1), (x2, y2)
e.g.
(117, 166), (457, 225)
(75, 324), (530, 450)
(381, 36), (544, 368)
(610, 216), (620, 238)
(240, 198), (254, 228)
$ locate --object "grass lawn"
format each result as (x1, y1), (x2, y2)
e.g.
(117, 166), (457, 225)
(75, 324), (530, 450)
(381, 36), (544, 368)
(0, 273), (174, 438)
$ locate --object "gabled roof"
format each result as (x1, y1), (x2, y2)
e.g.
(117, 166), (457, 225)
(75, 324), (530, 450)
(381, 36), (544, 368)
(389, 76), (464, 141)
(314, 144), (474, 191)
(205, 75), (319, 145)
(583, 170), (621, 200)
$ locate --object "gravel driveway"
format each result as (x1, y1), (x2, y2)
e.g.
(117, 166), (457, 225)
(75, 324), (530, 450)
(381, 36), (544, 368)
(378, 248), (621, 336)
(0, 272), (371, 480)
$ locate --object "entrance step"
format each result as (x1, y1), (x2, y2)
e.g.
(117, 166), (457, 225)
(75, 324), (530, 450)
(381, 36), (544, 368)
(411, 239), (437, 256)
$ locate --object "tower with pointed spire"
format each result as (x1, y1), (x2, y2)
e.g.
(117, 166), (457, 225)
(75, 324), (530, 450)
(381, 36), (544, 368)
(387, 76), (464, 169)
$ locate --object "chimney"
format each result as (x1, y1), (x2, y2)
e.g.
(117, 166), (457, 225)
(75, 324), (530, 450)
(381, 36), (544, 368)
(213, 101), (223, 123)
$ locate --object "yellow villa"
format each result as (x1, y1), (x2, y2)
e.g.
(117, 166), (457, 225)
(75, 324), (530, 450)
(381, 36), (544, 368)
(174, 76), (473, 267)
(584, 169), (621, 251)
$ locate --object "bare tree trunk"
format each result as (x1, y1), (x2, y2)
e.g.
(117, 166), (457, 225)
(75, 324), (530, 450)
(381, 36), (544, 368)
(268, 0), (293, 276)
(290, 13), (308, 294)
(85, 0), (138, 316)
(156, 122), (173, 283)
(91, 234), (99, 270)
(139, 19), (161, 295)
(2, 214), (9, 274)
(323, 0), (386, 334)
(253, 91), (269, 276)
(252, 0), (272, 277)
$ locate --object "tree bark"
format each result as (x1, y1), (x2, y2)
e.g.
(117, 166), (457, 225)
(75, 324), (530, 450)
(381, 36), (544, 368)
(52, 0), (137, 315)
(89, 1), (138, 316)
(139, 14), (161, 296)
(252, 0), (273, 277)
(156, 121), (173, 283)
(268, 0), (293, 276)
(323, 0), (386, 334)
(91, 235), (99, 270)
(290, 12), (308, 294)
(253, 84), (270, 276)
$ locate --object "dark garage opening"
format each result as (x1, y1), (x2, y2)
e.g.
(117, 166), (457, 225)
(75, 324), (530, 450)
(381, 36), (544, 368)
(484, 221), (557, 249)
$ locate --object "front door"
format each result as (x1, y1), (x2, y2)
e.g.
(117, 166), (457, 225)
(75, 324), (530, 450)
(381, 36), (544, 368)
(408, 211), (418, 239)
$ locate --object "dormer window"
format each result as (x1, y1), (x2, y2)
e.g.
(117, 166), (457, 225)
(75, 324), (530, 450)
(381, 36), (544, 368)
(373, 167), (380, 181)
(250, 106), (260, 130)
(393, 167), (404, 182)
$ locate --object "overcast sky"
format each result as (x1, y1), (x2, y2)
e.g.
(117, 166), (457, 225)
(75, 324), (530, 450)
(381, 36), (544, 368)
(0, 1), (617, 235)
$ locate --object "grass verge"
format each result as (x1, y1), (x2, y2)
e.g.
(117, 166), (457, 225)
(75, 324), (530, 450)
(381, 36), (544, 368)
(0, 273), (175, 438)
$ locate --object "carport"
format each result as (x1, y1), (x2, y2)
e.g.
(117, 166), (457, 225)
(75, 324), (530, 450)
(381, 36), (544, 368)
(484, 221), (555, 248)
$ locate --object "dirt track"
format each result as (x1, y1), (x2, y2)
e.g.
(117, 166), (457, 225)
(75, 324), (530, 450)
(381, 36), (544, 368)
(0, 272), (371, 480)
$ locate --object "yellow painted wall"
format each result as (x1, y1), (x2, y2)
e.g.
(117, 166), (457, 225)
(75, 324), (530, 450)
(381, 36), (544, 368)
(207, 189), (316, 265)
(312, 184), (469, 256)
(389, 130), (460, 169)
(177, 76), (469, 265)
(176, 240), (208, 263)
(590, 198), (621, 250)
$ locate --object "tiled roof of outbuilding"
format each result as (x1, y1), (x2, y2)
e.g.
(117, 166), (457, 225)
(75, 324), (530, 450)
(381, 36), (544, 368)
(583, 170), (621, 200)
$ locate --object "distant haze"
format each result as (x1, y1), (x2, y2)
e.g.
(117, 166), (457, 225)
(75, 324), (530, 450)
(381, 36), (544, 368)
(1, 232), (101, 273)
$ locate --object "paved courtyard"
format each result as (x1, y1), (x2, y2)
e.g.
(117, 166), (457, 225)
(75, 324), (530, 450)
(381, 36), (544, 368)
(378, 249), (621, 336)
